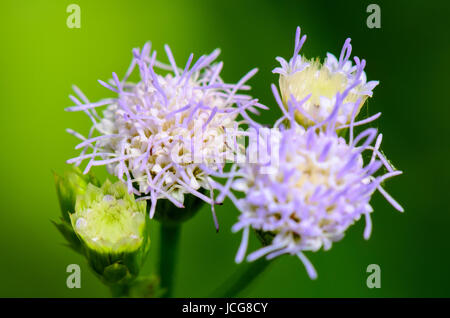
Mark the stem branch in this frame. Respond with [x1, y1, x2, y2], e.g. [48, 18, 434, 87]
[211, 257, 272, 297]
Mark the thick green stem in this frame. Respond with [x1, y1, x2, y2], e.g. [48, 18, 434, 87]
[109, 283, 131, 298]
[159, 223, 182, 297]
[211, 257, 272, 297]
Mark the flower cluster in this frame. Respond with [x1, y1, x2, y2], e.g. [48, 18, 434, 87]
[63, 27, 403, 282]
[66, 42, 262, 220]
[215, 27, 403, 279]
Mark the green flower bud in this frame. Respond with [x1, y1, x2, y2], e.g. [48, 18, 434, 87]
[70, 180, 150, 285]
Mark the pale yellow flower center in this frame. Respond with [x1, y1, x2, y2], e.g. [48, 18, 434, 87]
[279, 60, 365, 126]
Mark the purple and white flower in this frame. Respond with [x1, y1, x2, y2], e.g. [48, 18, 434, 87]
[273, 27, 379, 127]
[65, 42, 263, 220]
[214, 79, 403, 280]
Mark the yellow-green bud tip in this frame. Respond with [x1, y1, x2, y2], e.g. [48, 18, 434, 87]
[70, 180, 147, 254]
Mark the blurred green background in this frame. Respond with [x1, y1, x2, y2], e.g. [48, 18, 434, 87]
[1, 0, 449, 297]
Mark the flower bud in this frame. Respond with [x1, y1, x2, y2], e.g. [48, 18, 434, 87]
[274, 27, 379, 128]
[70, 180, 150, 285]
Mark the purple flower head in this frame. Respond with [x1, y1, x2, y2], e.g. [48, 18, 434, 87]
[273, 27, 379, 128]
[213, 81, 403, 280]
[65, 42, 264, 222]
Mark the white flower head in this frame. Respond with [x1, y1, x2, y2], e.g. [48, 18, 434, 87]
[66, 42, 264, 223]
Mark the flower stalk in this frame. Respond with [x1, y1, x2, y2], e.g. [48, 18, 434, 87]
[152, 192, 206, 297]
[159, 222, 182, 297]
[211, 244, 273, 298]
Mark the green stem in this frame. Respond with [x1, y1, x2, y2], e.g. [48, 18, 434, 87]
[211, 257, 272, 297]
[109, 283, 131, 298]
[159, 223, 182, 297]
